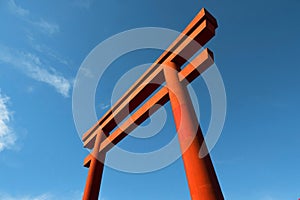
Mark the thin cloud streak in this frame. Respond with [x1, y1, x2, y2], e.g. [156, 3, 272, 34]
[0, 192, 82, 200]
[7, 0, 29, 17]
[260, 195, 277, 200]
[7, 0, 59, 36]
[0, 193, 52, 200]
[0, 46, 71, 97]
[73, 0, 94, 9]
[100, 103, 110, 110]
[0, 92, 16, 152]
[26, 34, 69, 66]
[33, 19, 60, 35]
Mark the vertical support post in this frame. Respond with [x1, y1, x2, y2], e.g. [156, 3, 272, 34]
[163, 61, 224, 200]
[83, 130, 106, 200]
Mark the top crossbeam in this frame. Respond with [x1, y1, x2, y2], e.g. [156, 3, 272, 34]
[82, 8, 218, 150]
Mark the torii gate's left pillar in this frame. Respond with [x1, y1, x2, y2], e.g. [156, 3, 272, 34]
[82, 130, 106, 200]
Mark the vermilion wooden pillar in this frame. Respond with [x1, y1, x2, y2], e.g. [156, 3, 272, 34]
[163, 62, 224, 200]
[83, 130, 106, 200]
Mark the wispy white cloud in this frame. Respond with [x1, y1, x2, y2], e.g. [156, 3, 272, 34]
[0, 192, 82, 200]
[3, 2, 71, 97]
[100, 103, 110, 110]
[26, 34, 69, 66]
[73, 0, 94, 9]
[79, 68, 94, 78]
[0, 46, 71, 97]
[33, 19, 60, 35]
[0, 92, 17, 152]
[260, 195, 277, 200]
[7, 0, 29, 17]
[7, 0, 59, 36]
[0, 193, 52, 200]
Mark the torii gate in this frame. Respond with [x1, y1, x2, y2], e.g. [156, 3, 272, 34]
[81, 8, 224, 200]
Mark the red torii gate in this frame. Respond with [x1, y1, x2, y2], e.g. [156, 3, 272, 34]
[81, 8, 224, 200]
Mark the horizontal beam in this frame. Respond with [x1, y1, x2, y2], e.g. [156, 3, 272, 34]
[82, 8, 218, 149]
[83, 154, 92, 168]
[83, 48, 214, 155]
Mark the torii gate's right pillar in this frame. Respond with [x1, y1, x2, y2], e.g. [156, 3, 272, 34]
[163, 61, 224, 200]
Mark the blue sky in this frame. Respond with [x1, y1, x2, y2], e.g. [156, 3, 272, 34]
[0, 0, 300, 200]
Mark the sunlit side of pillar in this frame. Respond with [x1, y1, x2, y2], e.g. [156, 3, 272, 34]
[163, 61, 223, 200]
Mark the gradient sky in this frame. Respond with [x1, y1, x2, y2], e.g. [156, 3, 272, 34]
[0, 0, 300, 200]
